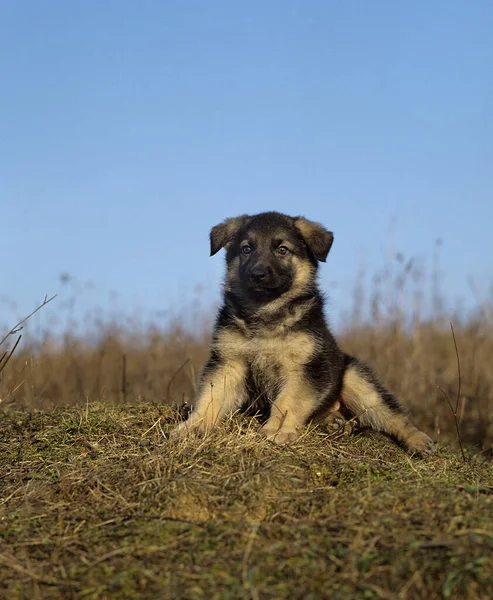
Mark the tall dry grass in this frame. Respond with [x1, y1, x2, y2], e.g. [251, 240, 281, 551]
[1, 252, 492, 453]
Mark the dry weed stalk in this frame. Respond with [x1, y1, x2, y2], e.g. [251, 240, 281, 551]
[0, 293, 57, 348]
[0, 294, 57, 403]
[437, 322, 466, 462]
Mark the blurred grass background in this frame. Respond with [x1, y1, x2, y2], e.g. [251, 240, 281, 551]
[1, 250, 492, 454]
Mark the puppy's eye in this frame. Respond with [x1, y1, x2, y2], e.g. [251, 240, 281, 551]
[241, 245, 252, 255]
[277, 246, 290, 256]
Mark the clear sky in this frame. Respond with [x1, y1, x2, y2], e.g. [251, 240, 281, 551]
[1, 1, 492, 333]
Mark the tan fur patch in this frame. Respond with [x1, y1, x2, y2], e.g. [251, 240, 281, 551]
[293, 217, 317, 241]
[292, 256, 315, 291]
[212, 328, 320, 444]
[224, 255, 240, 291]
[260, 370, 320, 444]
[215, 328, 317, 369]
[171, 359, 248, 437]
[293, 217, 333, 262]
[256, 298, 316, 334]
[215, 327, 318, 413]
[341, 367, 433, 454]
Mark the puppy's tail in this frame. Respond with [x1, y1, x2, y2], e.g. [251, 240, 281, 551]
[340, 355, 433, 456]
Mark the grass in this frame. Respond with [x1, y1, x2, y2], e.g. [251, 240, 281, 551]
[1, 255, 493, 598]
[1, 403, 493, 599]
[2, 253, 493, 454]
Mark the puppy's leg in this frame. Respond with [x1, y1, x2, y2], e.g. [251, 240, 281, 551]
[341, 357, 434, 456]
[259, 371, 321, 445]
[170, 359, 247, 439]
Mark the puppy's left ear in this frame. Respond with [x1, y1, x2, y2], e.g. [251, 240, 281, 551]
[293, 217, 334, 262]
[210, 215, 249, 256]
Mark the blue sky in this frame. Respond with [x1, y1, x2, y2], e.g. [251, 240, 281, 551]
[1, 1, 492, 333]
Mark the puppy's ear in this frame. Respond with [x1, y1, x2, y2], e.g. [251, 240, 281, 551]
[210, 215, 249, 256]
[293, 217, 333, 262]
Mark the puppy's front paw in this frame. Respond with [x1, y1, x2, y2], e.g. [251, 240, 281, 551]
[169, 421, 192, 441]
[259, 423, 300, 446]
[169, 418, 208, 441]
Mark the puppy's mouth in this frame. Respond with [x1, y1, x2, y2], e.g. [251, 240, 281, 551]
[245, 278, 291, 297]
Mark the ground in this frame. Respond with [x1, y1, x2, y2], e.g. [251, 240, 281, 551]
[1, 403, 492, 600]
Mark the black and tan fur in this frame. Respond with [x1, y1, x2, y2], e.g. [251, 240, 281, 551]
[171, 211, 434, 455]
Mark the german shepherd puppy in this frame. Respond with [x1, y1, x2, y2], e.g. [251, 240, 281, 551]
[171, 211, 434, 455]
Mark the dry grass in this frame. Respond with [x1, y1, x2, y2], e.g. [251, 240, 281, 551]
[5, 314, 493, 452]
[1, 404, 493, 599]
[2, 257, 492, 453]
[1, 257, 493, 598]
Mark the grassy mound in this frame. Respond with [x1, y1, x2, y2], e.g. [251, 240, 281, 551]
[1, 403, 492, 599]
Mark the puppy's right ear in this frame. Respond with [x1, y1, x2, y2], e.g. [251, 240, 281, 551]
[210, 215, 249, 256]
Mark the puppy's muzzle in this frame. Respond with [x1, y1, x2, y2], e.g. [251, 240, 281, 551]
[249, 264, 274, 286]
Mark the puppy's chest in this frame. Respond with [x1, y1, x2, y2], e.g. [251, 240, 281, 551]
[219, 328, 316, 372]
[248, 337, 285, 378]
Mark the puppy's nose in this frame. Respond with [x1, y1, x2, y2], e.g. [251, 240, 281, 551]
[250, 266, 269, 283]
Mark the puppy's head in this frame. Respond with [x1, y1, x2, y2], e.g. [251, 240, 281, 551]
[210, 211, 333, 300]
